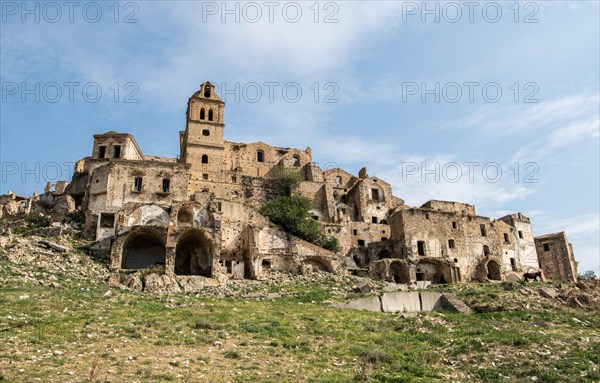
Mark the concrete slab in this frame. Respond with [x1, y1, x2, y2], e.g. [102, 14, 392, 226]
[381, 291, 421, 313]
[335, 295, 382, 312]
[420, 292, 443, 311]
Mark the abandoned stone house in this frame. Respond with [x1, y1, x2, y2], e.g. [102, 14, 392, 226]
[0, 82, 579, 284]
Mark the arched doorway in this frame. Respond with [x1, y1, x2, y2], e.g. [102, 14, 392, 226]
[302, 258, 333, 273]
[377, 249, 393, 260]
[175, 229, 212, 276]
[416, 260, 452, 284]
[389, 261, 410, 283]
[487, 260, 502, 281]
[121, 230, 166, 269]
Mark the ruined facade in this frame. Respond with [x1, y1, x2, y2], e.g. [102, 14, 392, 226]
[534, 232, 579, 283]
[1, 82, 579, 285]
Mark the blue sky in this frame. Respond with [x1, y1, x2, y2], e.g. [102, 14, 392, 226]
[1, 1, 599, 273]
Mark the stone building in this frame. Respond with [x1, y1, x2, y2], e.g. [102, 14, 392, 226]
[534, 232, 579, 282]
[1, 82, 579, 285]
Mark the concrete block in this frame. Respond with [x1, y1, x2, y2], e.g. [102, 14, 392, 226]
[420, 292, 443, 311]
[415, 281, 432, 290]
[381, 291, 420, 313]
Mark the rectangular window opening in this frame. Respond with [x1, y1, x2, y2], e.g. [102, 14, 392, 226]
[503, 233, 509, 243]
[448, 239, 455, 249]
[480, 224, 487, 237]
[133, 177, 143, 192]
[98, 146, 106, 159]
[518, 230, 524, 239]
[99, 213, 115, 228]
[162, 178, 170, 193]
[113, 145, 121, 159]
[417, 241, 426, 256]
[543, 243, 550, 252]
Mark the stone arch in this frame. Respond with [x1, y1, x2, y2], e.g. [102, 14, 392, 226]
[486, 259, 502, 281]
[389, 261, 410, 283]
[177, 206, 194, 227]
[416, 260, 452, 284]
[201, 154, 209, 164]
[175, 229, 212, 276]
[128, 205, 170, 227]
[302, 257, 333, 273]
[121, 228, 166, 269]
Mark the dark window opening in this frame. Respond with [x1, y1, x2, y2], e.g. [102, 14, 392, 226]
[113, 145, 121, 159]
[202, 129, 210, 136]
[208, 109, 214, 121]
[204, 85, 211, 98]
[353, 229, 357, 235]
[357, 240, 365, 246]
[480, 224, 487, 237]
[417, 241, 425, 256]
[453, 258, 458, 263]
[201, 154, 208, 164]
[518, 230, 524, 239]
[510, 257, 517, 271]
[133, 177, 143, 192]
[98, 146, 106, 159]
[162, 178, 170, 193]
[200, 108, 205, 120]
[381, 237, 388, 241]
[100, 213, 115, 228]
[483, 245, 490, 257]
[371, 187, 380, 201]
[448, 239, 455, 249]
[232, 176, 237, 183]
[371, 216, 378, 224]
[261, 259, 271, 269]
[257, 150, 264, 162]
[504, 233, 510, 243]
[217, 202, 222, 212]
[203, 173, 208, 181]
[425, 213, 430, 220]
[452, 221, 457, 229]
[292, 155, 300, 167]
[543, 243, 550, 252]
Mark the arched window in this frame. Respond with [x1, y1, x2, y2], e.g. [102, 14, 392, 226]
[208, 109, 214, 121]
[201, 154, 208, 164]
[202, 129, 210, 136]
[204, 85, 211, 98]
[257, 150, 264, 162]
[292, 155, 300, 166]
[335, 176, 342, 187]
[200, 108, 205, 120]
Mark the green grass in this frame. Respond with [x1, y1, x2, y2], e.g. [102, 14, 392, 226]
[1, 257, 599, 382]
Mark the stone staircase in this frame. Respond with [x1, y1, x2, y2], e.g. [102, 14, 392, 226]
[440, 294, 473, 314]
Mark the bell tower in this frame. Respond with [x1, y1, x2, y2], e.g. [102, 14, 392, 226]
[180, 82, 226, 190]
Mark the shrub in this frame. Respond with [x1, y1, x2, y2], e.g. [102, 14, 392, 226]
[25, 213, 50, 228]
[260, 195, 339, 252]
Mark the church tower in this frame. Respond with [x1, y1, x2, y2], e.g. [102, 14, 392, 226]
[180, 82, 226, 190]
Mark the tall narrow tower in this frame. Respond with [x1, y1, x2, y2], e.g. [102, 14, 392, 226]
[180, 82, 226, 190]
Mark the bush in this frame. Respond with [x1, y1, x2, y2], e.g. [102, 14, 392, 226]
[25, 213, 50, 228]
[578, 270, 598, 281]
[260, 195, 339, 252]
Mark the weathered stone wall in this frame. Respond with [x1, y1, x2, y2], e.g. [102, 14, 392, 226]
[535, 232, 578, 282]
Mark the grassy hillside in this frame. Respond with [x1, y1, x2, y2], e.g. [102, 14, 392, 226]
[0, 233, 598, 382]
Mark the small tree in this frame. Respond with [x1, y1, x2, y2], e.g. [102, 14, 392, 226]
[578, 270, 598, 281]
[270, 168, 303, 196]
